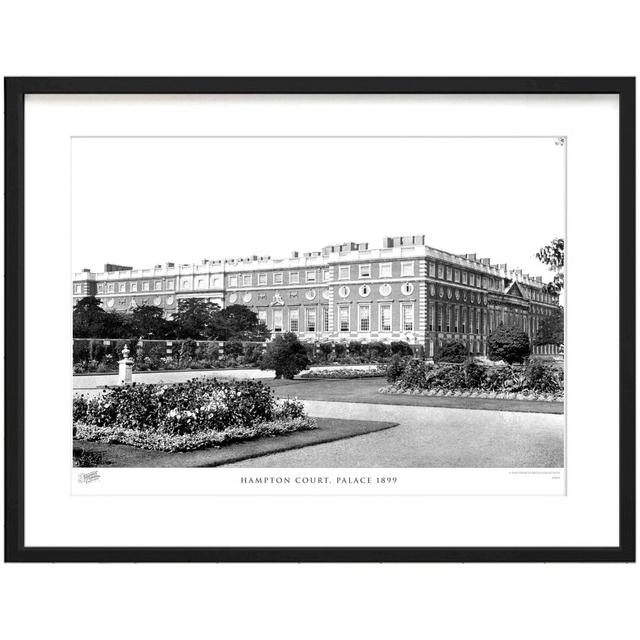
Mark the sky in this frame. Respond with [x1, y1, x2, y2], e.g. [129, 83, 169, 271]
[72, 136, 565, 282]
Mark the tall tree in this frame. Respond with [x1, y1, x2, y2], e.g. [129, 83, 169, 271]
[487, 324, 531, 364]
[211, 304, 270, 341]
[172, 299, 220, 339]
[129, 304, 173, 339]
[73, 296, 110, 337]
[536, 238, 564, 294]
[534, 308, 564, 346]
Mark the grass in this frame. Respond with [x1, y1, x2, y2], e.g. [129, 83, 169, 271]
[72, 417, 398, 467]
[265, 377, 564, 414]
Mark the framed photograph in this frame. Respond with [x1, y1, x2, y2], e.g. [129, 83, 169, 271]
[5, 77, 635, 562]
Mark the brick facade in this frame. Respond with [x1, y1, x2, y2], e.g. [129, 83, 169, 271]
[73, 236, 561, 356]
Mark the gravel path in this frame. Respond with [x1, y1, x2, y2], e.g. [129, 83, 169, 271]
[226, 400, 564, 468]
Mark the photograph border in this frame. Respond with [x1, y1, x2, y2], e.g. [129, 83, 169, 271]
[4, 77, 635, 563]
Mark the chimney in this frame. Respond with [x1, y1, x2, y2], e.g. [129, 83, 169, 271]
[291, 251, 299, 259]
[165, 262, 175, 268]
[382, 237, 393, 248]
[480, 258, 491, 265]
[82, 268, 91, 273]
[466, 253, 477, 261]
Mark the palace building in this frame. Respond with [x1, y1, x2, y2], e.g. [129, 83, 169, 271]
[73, 235, 561, 357]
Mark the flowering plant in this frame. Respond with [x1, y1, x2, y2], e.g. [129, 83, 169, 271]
[74, 378, 316, 451]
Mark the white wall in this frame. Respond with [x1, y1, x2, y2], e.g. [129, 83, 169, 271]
[1, 2, 638, 640]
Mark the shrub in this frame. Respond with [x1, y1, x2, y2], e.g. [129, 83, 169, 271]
[73, 340, 91, 363]
[303, 342, 316, 361]
[434, 340, 467, 363]
[148, 345, 166, 367]
[390, 341, 413, 356]
[317, 342, 333, 361]
[275, 397, 307, 420]
[333, 342, 347, 358]
[464, 362, 487, 388]
[348, 341, 364, 357]
[424, 363, 465, 390]
[73, 395, 88, 423]
[260, 333, 310, 379]
[199, 342, 220, 363]
[224, 339, 244, 359]
[524, 360, 563, 393]
[386, 355, 408, 383]
[74, 378, 316, 452]
[366, 341, 390, 361]
[243, 343, 264, 366]
[179, 339, 198, 365]
[487, 324, 531, 364]
[386, 358, 563, 397]
[397, 359, 432, 390]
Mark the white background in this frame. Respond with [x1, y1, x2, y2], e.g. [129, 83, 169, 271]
[28, 94, 611, 543]
[1, 2, 638, 639]
[72, 135, 564, 277]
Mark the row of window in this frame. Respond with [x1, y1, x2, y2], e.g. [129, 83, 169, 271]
[229, 262, 417, 288]
[258, 308, 327, 333]
[91, 280, 177, 295]
[231, 271, 325, 287]
[425, 304, 551, 335]
[427, 304, 487, 334]
[77, 269, 556, 304]
[89, 274, 232, 295]
[428, 262, 557, 302]
[428, 262, 500, 289]
[258, 304, 415, 334]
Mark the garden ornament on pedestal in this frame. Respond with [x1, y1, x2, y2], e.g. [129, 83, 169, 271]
[118, 344, 134, 385]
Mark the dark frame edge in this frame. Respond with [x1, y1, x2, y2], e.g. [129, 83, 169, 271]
[618, 77, 636, 563]
[4, 544, 637, 563]
[4, 78, 26, 563]
[3, 76, 635, 563]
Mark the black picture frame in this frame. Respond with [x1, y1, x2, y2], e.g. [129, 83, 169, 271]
[4, 77, 635, 563]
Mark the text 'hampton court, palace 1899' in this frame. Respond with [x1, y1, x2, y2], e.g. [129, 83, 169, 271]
[73, 235, 561, 357]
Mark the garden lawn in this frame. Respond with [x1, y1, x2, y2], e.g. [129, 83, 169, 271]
[73, 416, 398, 467]
[266, 378, 564, 414]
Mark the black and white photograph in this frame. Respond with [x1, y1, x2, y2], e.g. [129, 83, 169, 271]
[71, 135, 566, 477]
[2, 3, 639, 639]
[6, 78, 632, 563]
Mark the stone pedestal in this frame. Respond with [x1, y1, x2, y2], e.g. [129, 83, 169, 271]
[118, 345, 134, 385]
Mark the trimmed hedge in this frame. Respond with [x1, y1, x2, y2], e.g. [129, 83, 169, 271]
[73, 338, 419, 373]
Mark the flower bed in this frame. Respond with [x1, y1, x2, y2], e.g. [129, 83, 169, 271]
[381, 359, 564, 401]
[73, 379, 316, 452]
[297, 367, 387, 380]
